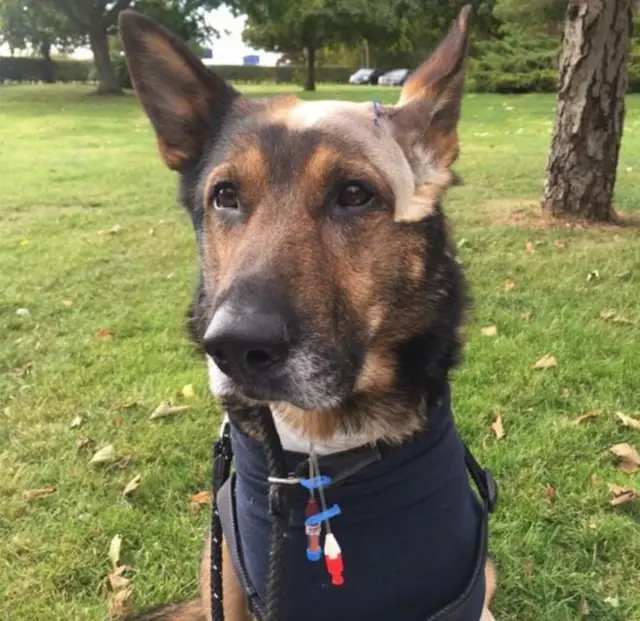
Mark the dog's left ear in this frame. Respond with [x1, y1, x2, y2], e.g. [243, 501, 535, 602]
[118, 10, 239, 171]
[391, 5, 472, 215]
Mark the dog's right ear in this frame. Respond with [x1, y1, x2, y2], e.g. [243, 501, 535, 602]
[118, 10, 239, 171]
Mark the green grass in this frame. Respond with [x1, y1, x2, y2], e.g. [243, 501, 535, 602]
[1, 83, 639, 621]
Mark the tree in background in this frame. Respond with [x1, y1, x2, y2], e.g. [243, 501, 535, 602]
[0, 0, 83, 83]
[542, 0, 635, 221]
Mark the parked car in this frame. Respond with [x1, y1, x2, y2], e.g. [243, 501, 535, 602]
[348, 68, 384, 85]
[378, 69, 413, 86]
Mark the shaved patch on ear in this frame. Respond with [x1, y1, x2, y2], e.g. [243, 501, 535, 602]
[119, 10, 239, 170]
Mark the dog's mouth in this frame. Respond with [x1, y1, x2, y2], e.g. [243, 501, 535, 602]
[206, 345, 358, 412]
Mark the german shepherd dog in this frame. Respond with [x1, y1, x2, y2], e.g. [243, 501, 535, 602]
[119, 5, 497, 621]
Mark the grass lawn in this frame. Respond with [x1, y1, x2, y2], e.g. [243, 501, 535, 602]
[1, 83, 639, 621]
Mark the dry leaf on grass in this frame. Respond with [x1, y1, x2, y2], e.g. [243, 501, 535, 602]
[149, 401, 189, 420]
[115, 415, 123, 428]
[504, 279, 516, 291]
[533, 354, 557, 370]
[615, 412, 640, 430]
[116, 454, 133, 469]
[90, 444, 116, 464]
[587, 270, 600, 281]
[520, 311, 532, 322]
[525, 241, 535, 253]
[491, 411, 505, 439]
[554, 240, 569, 249]
[604, 596, 619, 608]
[24, 486, 56, 501]
[190, 490, 213, 509]
[120, 402, 139, 410]
[600, 309, 634, 325]
[481, 325, 498, 337]
[522, 561, 533, 579]
[77, 436, 94, 450]
[589, 473, 598, 488]
[609, 443, 640, 473]
[96, 327, 114, 341]
[107, 584, 134, 618]
[108, 225, 122, 235]
[123, 474, 141, 498]
[608, 484, 638, 506]
[108, 565, 132, 590]
[573, 412, 599, 425]
[16, 308, 30, 317]
[69, 415, 83, 429]
[62, 299, 74, 307]
[181, 384, 195, 399]
[544, 486, 557, 503]
[577, 597, 590, 617]
[108, 534, 122, 568]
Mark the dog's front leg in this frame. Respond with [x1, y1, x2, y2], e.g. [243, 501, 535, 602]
[201, 531, 252, 621]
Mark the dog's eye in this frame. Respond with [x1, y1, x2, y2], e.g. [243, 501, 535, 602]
[337, 183, 373, 209]
[212, 183, 239, 210]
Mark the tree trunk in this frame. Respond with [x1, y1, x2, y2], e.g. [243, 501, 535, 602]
[542, 0, 633, 222]
[305, 44, 316, 92]
[89, 26, 122, 95]
[40, 39, 55, 84]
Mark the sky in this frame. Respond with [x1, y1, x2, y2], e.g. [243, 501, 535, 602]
[0, 6, 282, 66]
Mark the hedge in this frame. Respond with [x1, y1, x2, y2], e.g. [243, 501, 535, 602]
[3, 43, 640, 94]
[0, 56, 91, 83]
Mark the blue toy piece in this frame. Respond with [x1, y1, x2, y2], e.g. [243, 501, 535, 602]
[304, 505, 342, 527]
[306, 547, 323, 562]
[300, 475, 332, 490]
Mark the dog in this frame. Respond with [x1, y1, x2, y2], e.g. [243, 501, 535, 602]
[119, 5, 497, 621]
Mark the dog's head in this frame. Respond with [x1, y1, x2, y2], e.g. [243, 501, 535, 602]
[119, 8, 471, 444]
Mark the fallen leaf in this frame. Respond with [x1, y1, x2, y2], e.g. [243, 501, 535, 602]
[108, 534, 122, 569]
[554, 239, 569, 249]
[578, 597, 590, 617]
[491, 411, 505, 439]
[562, 387, 570, 397]
[90, 444, 116, 464]
[525, 241, 535, 253]
[604, 596, 619, 608]
[533, 354, 557, 370]
[108, 565, 131, 590]
[609, 443, 640, 473]
[123, 474, 141, 498]
[587, 270, 599, 281]
[24, 486, 56, 501]
[77, 436, 94, 450]
[19, 238, 29, 246]
[544, 486, 557, 503]
[96, 327, 114, 341]
[62, 299, 74, 307]
[481, 325, 498, 337]
[190, 490, 213, 507]
[148, 228, 155, 236]
[522, 561, 533, 578]
[115, 415, 123, 428]
[16, 308, 30, 317]
[107, 584, 134, 618]
[608, 483, 638, 506]
[573, 412, 599, 425]
[120, 401, 139, 410]
[69, 415, 83, 429]
[108, 225, 122, 235]
[117, 454, 133, 469]
[504, 279, 516, 291]
[181, 384, 195, 399]
[589, 473, 598, 488]
[149, 401, 189, 420]
[520, 311, 532, 322]
[600, 309, 634, 325]
[615, 412, 640, 430]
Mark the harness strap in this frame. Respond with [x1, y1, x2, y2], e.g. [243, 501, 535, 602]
[211, 419, 498, 621]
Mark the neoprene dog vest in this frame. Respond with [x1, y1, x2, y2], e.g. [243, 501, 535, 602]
[216, 387, 491, 621]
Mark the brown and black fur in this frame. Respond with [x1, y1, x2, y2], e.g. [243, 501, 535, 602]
[118, 5, 497, 620]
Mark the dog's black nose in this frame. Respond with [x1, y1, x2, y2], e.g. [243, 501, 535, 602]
[204, 303, 290, 379]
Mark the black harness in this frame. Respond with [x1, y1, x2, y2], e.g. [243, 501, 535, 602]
[210, 403, 497, 621]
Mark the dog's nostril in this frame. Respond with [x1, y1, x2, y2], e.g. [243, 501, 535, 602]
[246, 349, 279, 371]
[212, 350, 228, 365]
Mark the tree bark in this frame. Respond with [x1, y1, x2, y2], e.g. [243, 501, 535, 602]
[89, 26, 122, 95]
[542, 0, 634, 222]
[304, 44, 316, 91]
[40, 39, 55, 84]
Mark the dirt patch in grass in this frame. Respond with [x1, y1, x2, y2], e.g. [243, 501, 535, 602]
[483, 198, 640, 232]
